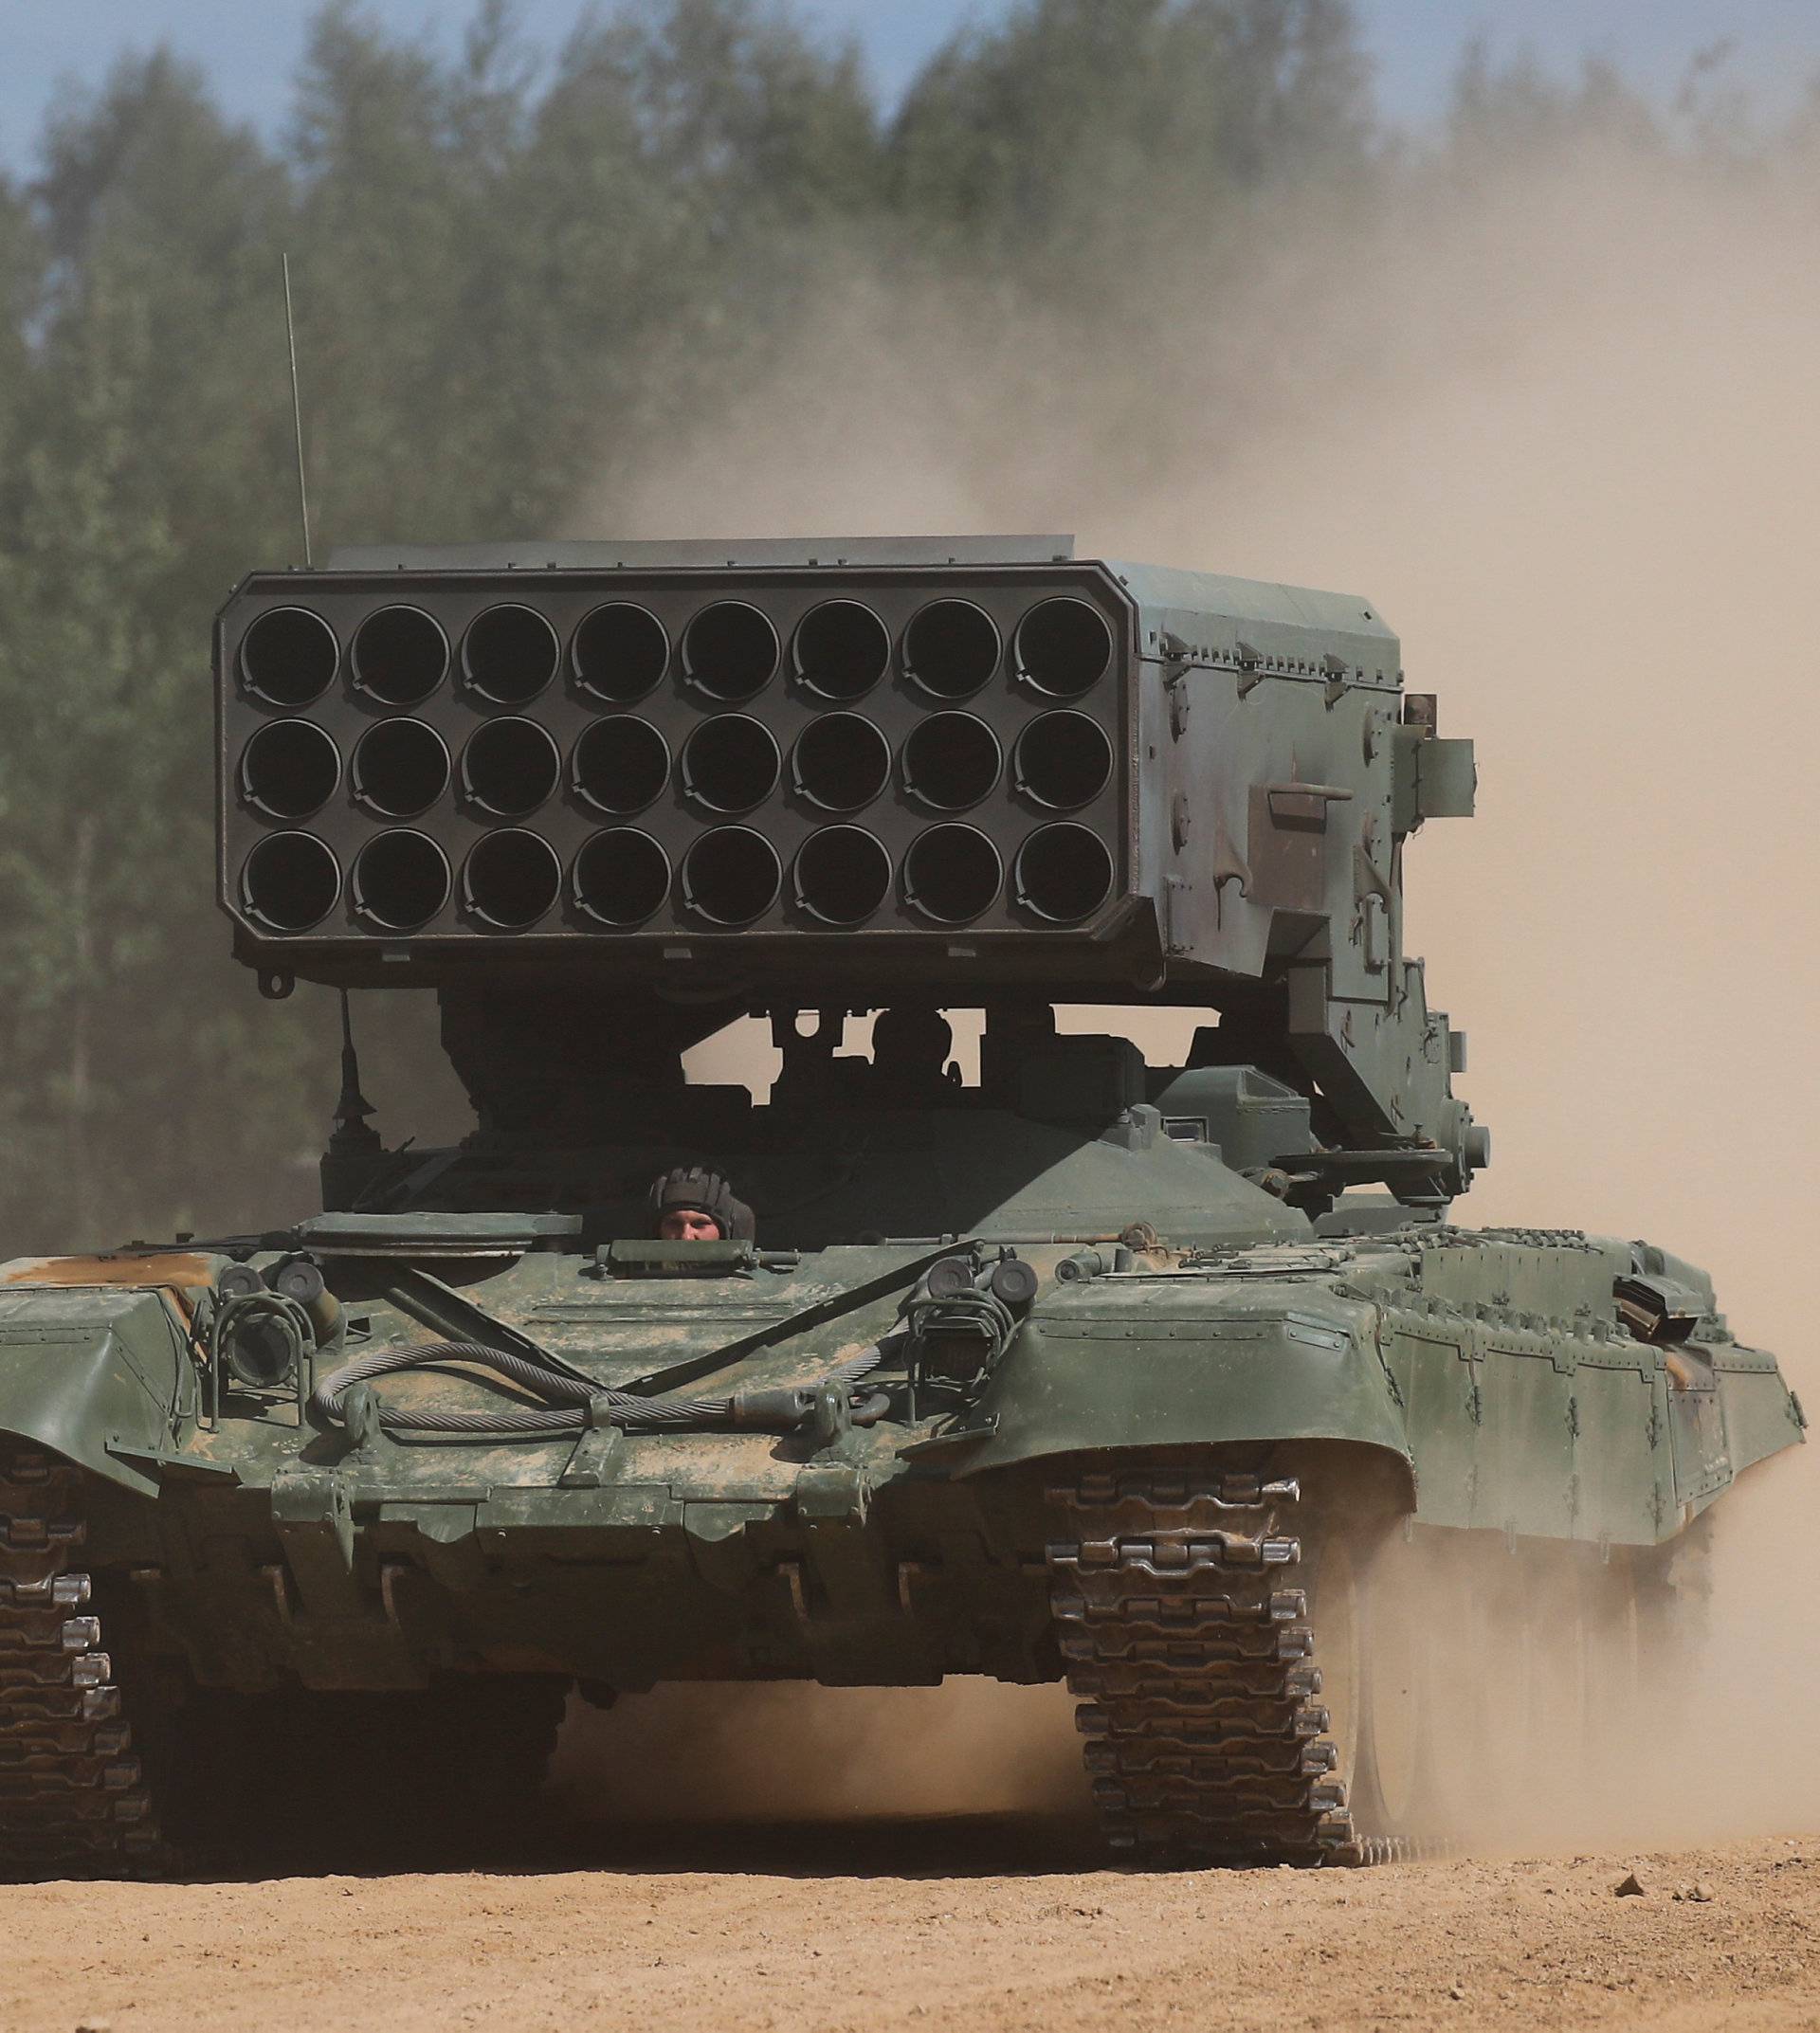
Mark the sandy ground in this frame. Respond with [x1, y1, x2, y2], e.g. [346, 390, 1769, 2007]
[5, 1819, 1818, 2033]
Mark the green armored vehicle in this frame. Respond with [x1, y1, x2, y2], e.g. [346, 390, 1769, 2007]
[0, 537, 1803, 1873]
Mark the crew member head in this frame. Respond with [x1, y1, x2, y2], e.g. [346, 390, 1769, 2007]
[647, 1165, 753, 1242]
[870, 1007, 956, 1095]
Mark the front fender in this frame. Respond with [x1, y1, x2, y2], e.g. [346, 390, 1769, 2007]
[0, 1280, 192, 1496]
[948, 1305, 1410, 1477]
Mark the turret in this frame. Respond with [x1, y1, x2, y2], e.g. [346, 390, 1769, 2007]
[217, 535, 1487, 1202]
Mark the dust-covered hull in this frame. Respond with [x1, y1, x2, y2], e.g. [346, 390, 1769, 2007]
[0, 1166, 1800, 1872]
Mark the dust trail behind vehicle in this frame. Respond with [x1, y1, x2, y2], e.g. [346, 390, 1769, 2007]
[566, 131, 1820, 1853]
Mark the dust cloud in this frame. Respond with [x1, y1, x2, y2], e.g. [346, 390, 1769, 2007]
[549, 1679, 1081, 1824]
[565, 130, 1818, 1847]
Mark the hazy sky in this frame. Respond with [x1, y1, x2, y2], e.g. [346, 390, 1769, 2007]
[2, 0, 1815, 172]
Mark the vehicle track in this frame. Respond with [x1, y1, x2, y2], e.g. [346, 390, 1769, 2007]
[0, 1445, 158, 1876]
[1047, 1465, 1423, 1865]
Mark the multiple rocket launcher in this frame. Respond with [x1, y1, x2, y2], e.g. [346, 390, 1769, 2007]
[216, 535, 1485, 1189]
[220, 538, 1131, 967]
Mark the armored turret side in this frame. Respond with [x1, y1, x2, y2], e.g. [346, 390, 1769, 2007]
[0, 538, 1799, 1879]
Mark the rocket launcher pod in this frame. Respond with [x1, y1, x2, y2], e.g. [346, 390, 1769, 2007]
[217, 535, 1484, 1190]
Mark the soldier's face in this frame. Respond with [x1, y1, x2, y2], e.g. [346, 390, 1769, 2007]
[659, 1207, 721, 1242]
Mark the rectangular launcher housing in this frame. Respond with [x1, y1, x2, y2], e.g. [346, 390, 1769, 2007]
[216, 537, 1443, 1021]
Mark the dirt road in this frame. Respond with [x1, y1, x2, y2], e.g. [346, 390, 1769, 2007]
[5, 1821, 1817, 2033]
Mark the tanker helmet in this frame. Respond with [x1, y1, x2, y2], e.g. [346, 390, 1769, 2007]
[647, 1165, 754, 1242]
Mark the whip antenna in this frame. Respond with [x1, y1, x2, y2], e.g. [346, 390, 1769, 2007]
[282, 252, 313, 568]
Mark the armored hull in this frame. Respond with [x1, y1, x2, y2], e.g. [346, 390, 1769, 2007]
[0, 537, 1802, 1873]
[0, 1098, 1801, 1872]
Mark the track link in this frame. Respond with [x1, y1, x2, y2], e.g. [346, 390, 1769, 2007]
[1048, 1468, 1415, 1867]
[0, 1447, 159, 1876]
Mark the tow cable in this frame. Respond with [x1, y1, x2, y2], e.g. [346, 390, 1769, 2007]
[309, 1335, 890, 1442]
[309, 1243, 1035, 1443]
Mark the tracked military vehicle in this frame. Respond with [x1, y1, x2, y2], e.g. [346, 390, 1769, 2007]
[1, 536, 1803, 1874]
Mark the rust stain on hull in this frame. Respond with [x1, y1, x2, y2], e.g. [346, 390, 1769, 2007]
[3, 1251, 216, 1319]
